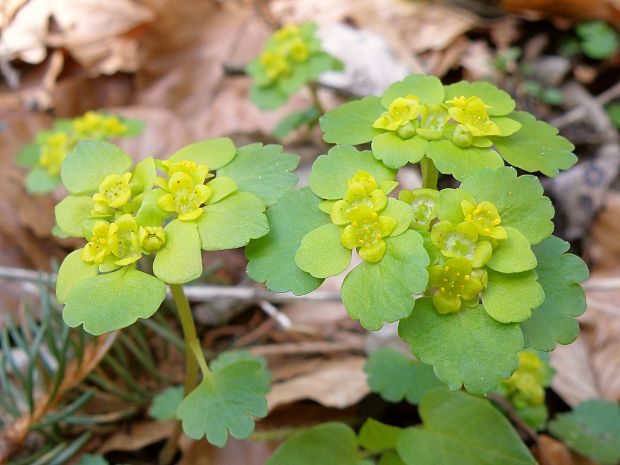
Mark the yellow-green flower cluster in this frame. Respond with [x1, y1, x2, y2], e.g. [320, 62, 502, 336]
[39, 133, 73, 175]
[373, 93, 505, 147]
[499, 351, 550, 409]
[331, 171, 396, 263]
[72, 111, 128, 138]
[259, 25, 311, 82]
[155, 160, 214, 221]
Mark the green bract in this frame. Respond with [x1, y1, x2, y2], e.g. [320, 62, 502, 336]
[252, 73, 588, 396]
[320, 75, 577, 178]
[55, 138, 299, 335]
[247, 22, 342, 110]
[17, 111, 143, 194]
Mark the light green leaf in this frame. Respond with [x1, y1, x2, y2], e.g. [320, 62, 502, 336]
[305, 51, 341, 78]
[381, 74, 444, 107]
[266, 422, 360, 465]
[436, 188, 475, 224]
[341, 231, 429, 330]
[25, 168, 61, 194]
[16, 144, 40, 167]
[444, 80, 516, 116]
[382, 198, 414, 236]
[278, 63, 307, 95]
[295, 223, 351, 279]
[482, 269, 544, 323]
[217, 143, 299, 206]
[460, 167, 554, 244]
[399, 298, 523, 394]
[397, 389, 536, 465]
[149, 386, 184, 421]
[365, 348, 446, 404]
[358, 418, 403, 453]
[61, 141, 132, 194]
[56, 249, 98, 304]
[577, 20, 619, 60]
[177, 358, 269, 447]
[379, 451, 406, 465]
[319, 96, 385, 145]
[130, 157, 156, 195]
[250, 84, 289, 111]
[493, 116, 522, 136]
[426, 140, 504, 182]
[493, 112, 576, 177]
[549, 399, 620, 465]
[273, 107, 320, 139]
[55, 195, 92, 238]
[153, 220, 202, 284]
[169, 138, 236, 169]
[63, 267, 166, 335]
[121, 118, 145, 137]
[521, 236, 588, 351]
[371, 132, 426, 169]
[135, 189, 169, 227]
[206, 176, 237, 204]
[198, 192, 268, 250]
[309, 146, 396, 200]
[518, 404, 549, 431]
[246, 188, 328, 295]
[487, 226, 537, 273]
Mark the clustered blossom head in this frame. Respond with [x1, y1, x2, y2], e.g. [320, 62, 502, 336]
[156, 160, 214, 221]
[499, 350, 551, 409]
[259, 25, 312, 83]
[39, 132, 72, 175]
[72, 111, 128, 138]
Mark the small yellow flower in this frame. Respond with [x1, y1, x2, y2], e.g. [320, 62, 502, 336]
[81, 221, 113, 264]
[461, 200, 507, 240]
[108, 214, 142, 266]
[330, 171, 388, 225]
[73, 111, 127, 138]
[39, 133, 72, 175]
[139, 226, 166, 253]
[428, 257, 485, 314]
[288, 39, 309, 62]
[260, 50, 291, 80]
[373, 96, 421, 132]
[92, 172, 133, 216]
[446, 96, 501, 137]
[340, 205, 396, 262]
[274, 25, 302, 43]
[156, 160, 212, 221]
[500, 351, 548, 409]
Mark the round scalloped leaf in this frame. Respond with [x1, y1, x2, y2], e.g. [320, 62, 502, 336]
[16, 143, 40, 167]
[55, 195, 92, 238]
[383, 198, 415, 236]
[520, 236, 588, 351]
[62, 267, 166, 335]
[169, 138, 236, 169]
[197, 192, 268, 250]
[56, 249, 98, 304]
[341, 230, 429, 330]
[365, 348, 446, 404]
[217, 143, 299, 206]
[61, 141, 132, 194]
[548, 399, 620, 465]
[135, 189, 169, 227]
[371, 132, 426, 169]
[206, 176, 237, 204]
[399, 298, 523, 394]
[309, 146, 396, 199]
[295, 223, 351, 278]
[396, 389, 536, 465]
[381, 74, 444, 107]
[426, 140, 504, 181]
[358, 418, 403, 453]
[319, 96, 385, 145]
[153, 220, 202, 284]
[246, 188, 328, 295]
[482, 269, 544, 323]
[493, 112, 576, 177]
[177, 358, 269, 447]
[486, 226, 537, 273]
[250, 84, 289, 111]
[443, 80, 516, 116]
[460, 167, 554, 244]
[149, 386, 184, 421]
[25, 168, 60, 194]
[266, 422, 362, 465]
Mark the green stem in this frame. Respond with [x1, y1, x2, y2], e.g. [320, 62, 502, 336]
[421, 157, 439, 189]
[307, 82, 325, 116]
[158, 284, 209, 465]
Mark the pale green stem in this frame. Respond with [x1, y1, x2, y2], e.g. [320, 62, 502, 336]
[158, 284, 210, 465]
[421, 157, 439, 190]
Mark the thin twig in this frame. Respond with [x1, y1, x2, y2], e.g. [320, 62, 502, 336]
[551, 80, 620, 129]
